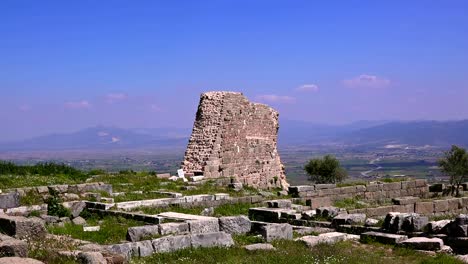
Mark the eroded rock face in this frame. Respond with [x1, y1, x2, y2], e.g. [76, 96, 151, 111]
[182, 91, 288, 189]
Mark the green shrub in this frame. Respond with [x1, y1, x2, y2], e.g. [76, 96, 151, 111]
[46, 189, 70, 217]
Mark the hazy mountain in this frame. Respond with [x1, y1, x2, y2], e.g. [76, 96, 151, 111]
[0, 126, 189, 151]
[1, 120, 467, 152]
[340, 120, 468, 147]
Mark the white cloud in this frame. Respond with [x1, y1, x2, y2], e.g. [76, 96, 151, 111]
[256, 94, 295, 104]
[149, 104, 162, 112]
[64, 100, 91, 109]
[296, 84, 319, 92]
[105, 93, 128, 103]
[343, 74, 390, 88]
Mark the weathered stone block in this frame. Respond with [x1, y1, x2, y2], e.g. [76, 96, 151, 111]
[305, 197, 332, 209]
[190, 232, 234, 248]
[392, 196, 419, 205]
[398, 237, 443, 251]
[433, 200, 449, 213]
[158, 222, 189, 236]
[219, 215, 251, 234]
[383, 182, 401, 191]
[0, 215, 46, 239]
[259, 223, 293, 242]
[0, 193, 19, 209]
[0, 234, 28, 257]
[77, 252, 107, 264]
[415, 202, 433, 215]
[360, 231, 408, 245]
[188, 219, 220, 234]
[266, 199, 291, 208]
[331, 214, 366, 226]
[152, 235, 191, 253]
[314, 184, 336, 190]
[126, 225, 159, 242]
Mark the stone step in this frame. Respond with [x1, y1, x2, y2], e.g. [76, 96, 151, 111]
[360, 231, 408, 245]
[398, 237, 444, 251]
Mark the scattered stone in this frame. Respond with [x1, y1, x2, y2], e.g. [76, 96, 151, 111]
[191, 176, 205, 182]
[259, 223, 293, 242]
[127, 225, 160, 242]
[398, 237, 444, 251]
[316, 207, 341, 218]
[365, 218, 379, 227]
[0, 257, 44, 264]
[69, 201, 86, 218]
[219, 215, 251, 234]
[60, 217, 71, 224]
[0, 215, 46, 239]
[332, 214, 366, 226]
[301, 210, 317, 220]
[266, 200, 292, 208]
[152, 235, 191, 253]
[244, 243, 275, 251]
[228, 183, 243, 192]
[83, 226, 100, 232]
[190, 232, 234, 248]
[427, 220, 451, 234]
[100, 197, 114, 203]
[0, 234, 28, 257]
[180, 186, 197, 191]
[157, 173, 171, 179]
[258, 191, 274, 198]
[77, 251, 107, 264]
[158, 222, 189, 236]
[63, 193, 80, 201]
[201, 207, 214, 216]
[168, 176, 179, 181]
[298, 232, 348, 248]
[361, 231, 408, 245]
[0, 192, 20, 209]
[72, 216, 87, 225]
[40, 215, 60, 225]
[277, 190, 288, 196]
[188, 219, 220, 234]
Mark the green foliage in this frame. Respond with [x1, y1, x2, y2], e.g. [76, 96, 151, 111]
[46, 189, 70, 217]
[439, 145, 468, 196]
[334, 197, 366, 210]
[304, 155, 348, 184]
[232, 234, 264, 246]
[20, 190, 44, 206]
[48, 215, 145, 244]
[0, 161, 84, 178]
[130, 239, 461, 264]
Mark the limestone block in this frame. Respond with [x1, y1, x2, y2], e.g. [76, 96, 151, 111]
[314, 184, 336, 190]
[415, 202, 434, 215]
[158, 222, 189, 236]
[190, 232, 234, 248]
[152, 235, 191, 253]
[77, 252, 107, 264]
[188, 219, 220, 234]
[219, 215, 251, 234]
[0, 215, 46, 239]
[331, 214, 366, 226]
[447, 198, 462, 211]
[383, 182, 401, 191]
[360, 231, 408, 245]
[244, 243, 275, 251]
[0, 193, 20, 210]
[427, 220, 451, 234]
[126, 225, 159, 242]
[415, 179, 427, 187]
[259, 223, 293, 242]
[398, 237, 443, 251]
[433, 200, 449, 213]
[392, 196, 419, 205]
[0, 257, 44, 264]
[0, 234, 28, 257]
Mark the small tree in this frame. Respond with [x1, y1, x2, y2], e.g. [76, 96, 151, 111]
[304, 155, 348, 184]
[439, 145, 468, 196]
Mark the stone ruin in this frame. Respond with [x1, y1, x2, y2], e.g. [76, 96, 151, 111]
[182, 91, 288, 189]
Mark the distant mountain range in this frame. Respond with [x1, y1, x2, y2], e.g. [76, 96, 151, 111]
[1, 120, 468, 151]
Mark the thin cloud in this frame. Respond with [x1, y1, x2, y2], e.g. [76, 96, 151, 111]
[256, 94, 295, 104]
[343, 74, 390, 88]
[149, 104, 162, 112]
[105, 93, 128, 103]
[296, 84, 319, 92]
[64, 100, 91, 109]
[18, 104, 31, 112]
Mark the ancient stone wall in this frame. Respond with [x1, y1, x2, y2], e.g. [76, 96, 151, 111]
[182, 91, 288, 189]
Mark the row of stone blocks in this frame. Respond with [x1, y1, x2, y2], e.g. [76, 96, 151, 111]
[0, 182, 113, 209]
[126, 216, 251, 242]
[106, 232, 235, 259]
[348, 197, 468, 217]
[289, 180, 428, 201]
[87, 194, 264, 211]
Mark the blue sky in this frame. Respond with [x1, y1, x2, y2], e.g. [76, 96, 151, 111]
[1, 1, 467, 141]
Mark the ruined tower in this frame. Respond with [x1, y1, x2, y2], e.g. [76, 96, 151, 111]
[182, 91, 288, 189]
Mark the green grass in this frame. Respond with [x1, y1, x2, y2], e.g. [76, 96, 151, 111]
[47, 215, 145, 244]
[130, 240, 462, 264]
[19, 189, 44, 206]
